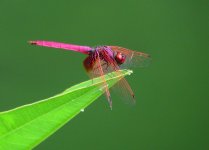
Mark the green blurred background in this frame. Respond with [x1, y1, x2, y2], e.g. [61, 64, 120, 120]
[0, 0, 208, 149]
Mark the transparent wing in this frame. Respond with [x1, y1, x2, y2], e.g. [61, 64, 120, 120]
[83, 51, 135, 107]
[101, 59, 135, 105]
[109, 46, 151, 68]
[83, 55, 113, 108]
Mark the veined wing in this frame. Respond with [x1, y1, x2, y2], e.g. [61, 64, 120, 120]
[109, 46, 151, 68]
[100, 58, 135, 105]
[87, 54, 135, 105]
[83, 55, 113, 108]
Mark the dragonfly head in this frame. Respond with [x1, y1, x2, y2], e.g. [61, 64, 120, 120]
[114, 52, 126, 65]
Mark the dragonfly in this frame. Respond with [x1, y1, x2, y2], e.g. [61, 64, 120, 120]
[29, 40, 150, 109]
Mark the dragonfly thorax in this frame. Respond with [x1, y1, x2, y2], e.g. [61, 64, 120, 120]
[91, 46, 127, 66]
[92, 46, 114, 59]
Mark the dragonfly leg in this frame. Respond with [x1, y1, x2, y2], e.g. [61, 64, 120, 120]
[91, 78, 94, 84]
[108, 95, 113, 110]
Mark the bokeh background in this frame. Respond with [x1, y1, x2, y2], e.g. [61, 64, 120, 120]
[0, 0, 209, 149]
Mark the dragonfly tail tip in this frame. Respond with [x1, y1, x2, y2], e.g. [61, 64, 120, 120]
[28, 41, 37, 45]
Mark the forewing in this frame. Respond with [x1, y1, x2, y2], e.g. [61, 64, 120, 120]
[97, 56, 135, 105]
[83, 56, 113, 108]
[83, 52, 135, 106]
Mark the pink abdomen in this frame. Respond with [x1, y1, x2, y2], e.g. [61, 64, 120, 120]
[30, 40, 92, 55]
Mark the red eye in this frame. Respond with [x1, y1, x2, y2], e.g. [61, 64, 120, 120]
[115, 52, 126, 64]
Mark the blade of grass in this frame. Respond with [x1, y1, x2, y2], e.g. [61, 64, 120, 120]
[0, 69, 133, 150]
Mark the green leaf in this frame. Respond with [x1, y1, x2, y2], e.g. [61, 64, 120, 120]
[0, 69, 133, 150]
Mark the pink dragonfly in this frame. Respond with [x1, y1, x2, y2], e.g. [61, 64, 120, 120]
[29, 40, 150, 109]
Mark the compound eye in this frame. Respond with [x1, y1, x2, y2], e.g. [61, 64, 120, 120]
[115, 52, 126, 64]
